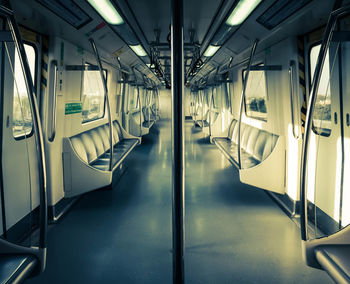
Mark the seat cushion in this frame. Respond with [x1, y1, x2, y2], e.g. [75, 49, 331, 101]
[214, 137, 259, 168]
[315, 245, 350, 283]
[90, 138, 139, 171]
[80, 133, 98, 163]
[228, 120, 237, 138]
[97, 126, 110, 151]
[142, 121, 154, 128]
[113, 122, 124, 141]
[252, 131, 268, 162]
[90, 130, 105, 156]
[71, 137, 88, 163]
[0, 255, 37, 284]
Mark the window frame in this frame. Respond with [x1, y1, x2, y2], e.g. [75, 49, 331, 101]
[242, 64, 268, 121]
[81, 67, 108, 124]
[12, 41, 38, 140]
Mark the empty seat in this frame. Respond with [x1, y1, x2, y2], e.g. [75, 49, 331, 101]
[142, 107, 155, 129]
[212, 119, 279, 169]
[71, 137, 88, 163]
[90, 130, 105, 156]
[0, 255, 37, 284]
[315, 245, 350, 283]
[70, 121, 139, 172]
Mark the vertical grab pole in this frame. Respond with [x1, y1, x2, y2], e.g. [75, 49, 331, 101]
[237, 39, 258, 169]
[137, 86, 142, 136]
[148, 89, 151, 124]
[89, 39, 113, 171]
[209, 87, 214, 136]
[8, 11, 48, 254]
[300, 10, 339, 241]
[201, 90, 204, 127]
[171, 0, 185, 282]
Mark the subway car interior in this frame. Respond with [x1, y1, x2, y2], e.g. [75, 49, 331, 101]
[0, 0, 350, 283]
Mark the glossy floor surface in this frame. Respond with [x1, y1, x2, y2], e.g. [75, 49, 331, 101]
[28, 119, 331, 283]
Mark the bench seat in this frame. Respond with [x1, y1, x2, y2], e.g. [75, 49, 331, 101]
[0, 255, 37, 284]
[70, 121, 139, 172]
[90, 138, 139, 171]
[142, 107, 156, 129]
[196, 120, 209, 128]
[142, 121, 154, 128]
[214, 137, 259, 168]
[129, 110, 150, 136]
[63, 120, 140, 197]
[213, 119, 278, 169]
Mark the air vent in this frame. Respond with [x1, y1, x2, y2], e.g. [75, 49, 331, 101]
[36, 0, 92, 29]
[256, 0, 312, 30]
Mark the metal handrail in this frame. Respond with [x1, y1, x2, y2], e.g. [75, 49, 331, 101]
[289, 60, 301, 140]
[226, 80, 232, 114]
[7, 8, 48, 252]
[300, 4, 350, 241]
[89, 39, 113, 171]
[148, 89, 151, 124]
[137, 86, 142, 136]
[48, 60, 58, 142]
[201, 89, 204, 126]
[208, 87, 214, 136]
[237, 39, 258, 169]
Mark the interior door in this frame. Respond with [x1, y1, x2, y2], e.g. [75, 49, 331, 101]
[339, 34, 350, 229]
[306, 41, 342, 238]
[0, 20, 41, 243]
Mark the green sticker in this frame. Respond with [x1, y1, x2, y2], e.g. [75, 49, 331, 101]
[65, 103, 82, 115]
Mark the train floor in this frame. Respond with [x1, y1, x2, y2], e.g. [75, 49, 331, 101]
[27, 119, 331, 284]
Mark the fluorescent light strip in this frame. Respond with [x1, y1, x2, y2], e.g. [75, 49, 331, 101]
[226, 0, 262, 26]
[87, 0, 124, 25]
[130, 44, 147, 57]
[204, 45, 221, 57]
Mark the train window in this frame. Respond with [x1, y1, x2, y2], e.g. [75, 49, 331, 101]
[243, 69, 268, 121]
[212, 86, 218, 109]
[129, 86, 139, 110]
[12, 43, 36, 138]
[81, 70, 106, 123]
[309, 44, 332, 136]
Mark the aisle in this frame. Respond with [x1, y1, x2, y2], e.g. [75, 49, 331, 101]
[184, 121, 330, 283]
[28, 120, 173, 283]
[27, 119, 330, 283]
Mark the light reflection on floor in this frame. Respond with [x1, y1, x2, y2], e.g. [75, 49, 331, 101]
[27, 119, 331, 284]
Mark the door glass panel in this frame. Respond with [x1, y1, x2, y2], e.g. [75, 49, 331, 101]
[310, 45, 332, 136]
[340, 39, 350, 228]
[307, 40, 341, 239]
[12, 44, 35, 138]
[3, 38, 37, 246]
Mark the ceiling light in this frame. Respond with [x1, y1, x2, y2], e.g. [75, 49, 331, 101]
[129, 45, 147, 57]
[87, 0, 124, 25]
[226, 0, 262, 26]
[204, 45, 221, 57]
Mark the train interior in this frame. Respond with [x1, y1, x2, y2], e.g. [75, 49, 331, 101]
[0, 0, 349, 283]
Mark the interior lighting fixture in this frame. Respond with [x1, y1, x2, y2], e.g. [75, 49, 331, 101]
[203, 45, 221, 57]
[87, 0, 124, 25]
[226, 0, 262, 26]
[129, 45, 147, 57]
